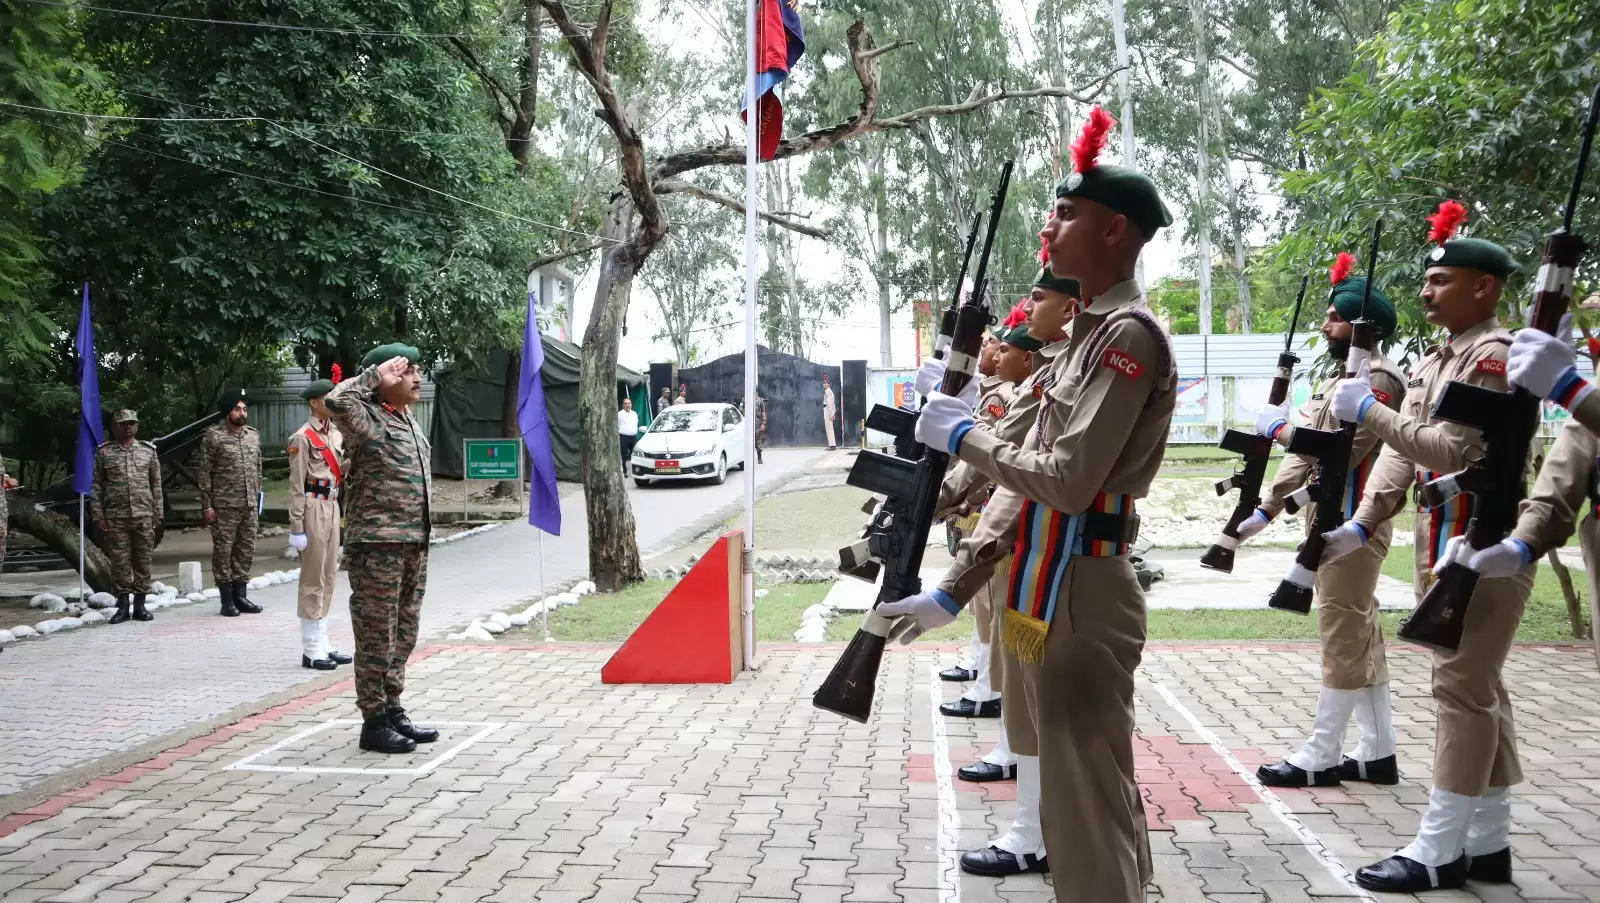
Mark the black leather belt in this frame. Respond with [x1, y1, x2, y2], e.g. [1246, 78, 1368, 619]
[1082, 511, 1141, 545]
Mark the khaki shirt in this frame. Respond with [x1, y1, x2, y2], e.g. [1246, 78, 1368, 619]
[1261, 351, 1406, 525]
[1352, 317, 1513, 534]
[1512, 419, 1594, 554]
[197, 422, 262, 511]
[326, 365, 433, 544]
[92, 439, 163, 522]
[938, 281, 1178, 602]
[288, 418, 345, 534]
[1568, 390, 1600, 437]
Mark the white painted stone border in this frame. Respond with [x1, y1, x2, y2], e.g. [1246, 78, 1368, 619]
[447, 579, 597, 642]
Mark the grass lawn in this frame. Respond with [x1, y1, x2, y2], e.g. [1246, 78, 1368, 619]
[719, 485, 874, 551]
[543, 579, 831, 643]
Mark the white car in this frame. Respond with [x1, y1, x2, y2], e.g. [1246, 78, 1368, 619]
[630, 402, 747, 487]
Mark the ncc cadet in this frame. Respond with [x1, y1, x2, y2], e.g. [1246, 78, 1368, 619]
[325, 343, 439, 755]
[1234, 256, 1406, 788]
[881, 107, 1175, 902]
[288, 379, 351, 671]
[822, 376, 838, 449]
[1326, 202, 1531, 892]
[198, 389, 264, 617]
[929, 319, 1013, 720]
[92, 410, 164, 624]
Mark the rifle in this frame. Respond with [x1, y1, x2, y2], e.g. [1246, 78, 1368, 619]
[1201, 274, 1311, 572]
[816, 161, 1013, 723]
[1399, 84, 1600, 653]
[1266, 219, 1384, 614]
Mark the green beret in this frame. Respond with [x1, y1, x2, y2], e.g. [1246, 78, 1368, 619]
[360, 342, 421, 369]
[300, 379, 335, 400]
[1055, 164, 1173, 237]
[1033, 267, 1080, 299]
[1000, 325, 1043, 353]
[1425, 238, 1518, 281]
[1330, 276, 1396, 341]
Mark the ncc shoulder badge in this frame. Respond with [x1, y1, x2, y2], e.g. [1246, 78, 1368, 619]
[1101, 348, 1144, 379]
[987, 403, 1007, 420]
[1372, 388, 1391, 404]
[1476, 358, 1507, 375]
[287, 444, 299, 455]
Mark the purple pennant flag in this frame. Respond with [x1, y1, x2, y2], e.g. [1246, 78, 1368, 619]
[73, 283, 103, 496]
[517, 291, 561, 535]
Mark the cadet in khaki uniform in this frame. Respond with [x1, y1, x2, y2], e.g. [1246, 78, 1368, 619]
[822, 377, 838, 449]
[288, 379, 351, 671]
[882, 107, 1175, 902]
[92, 410, 164, 624]
[1231, 256, 1406, 788]
[198, 390, 263, 617]
[325, 343, 439, 755]
[1324, 203, 1530, 893]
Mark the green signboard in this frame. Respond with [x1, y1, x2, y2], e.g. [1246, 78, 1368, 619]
[464, 439, 523, 480]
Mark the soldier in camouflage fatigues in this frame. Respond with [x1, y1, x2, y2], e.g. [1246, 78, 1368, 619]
[325, 342, 438, 754]
[92, 410, 164, 623]
[1, 454, 13, 577]
[198, 389, 263, 617]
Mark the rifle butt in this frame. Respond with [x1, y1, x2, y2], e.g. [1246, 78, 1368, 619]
[1397, 563, 1477, 653]
[1199, 543, 1235, 573]
[1283, 486, 1312, 516]
[1267, 551, 1318, 614]
[812, 614, 892, 722]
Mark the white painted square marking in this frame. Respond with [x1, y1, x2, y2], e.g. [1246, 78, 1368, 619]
[223, 719, 504, 775]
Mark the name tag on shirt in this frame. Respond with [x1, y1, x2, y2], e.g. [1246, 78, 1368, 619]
[1408, 378, 1424, 388]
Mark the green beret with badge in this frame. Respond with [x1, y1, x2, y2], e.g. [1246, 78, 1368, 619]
[360, 342, 421, 370]
[1327, 252, 1397, 340]
[1055, 106, 1173, 238]
[299, 379, 335, 400]
[1033, 266, 1080, 299]
[1422, 200, 1518, 280]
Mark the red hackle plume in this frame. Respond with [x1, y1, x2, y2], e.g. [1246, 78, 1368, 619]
[1070, 106, 1116, 174]
[1426, 200, 1469, 243]
[1038, 210, 1054, 265]
[1329, 252, 1356, 286]
[1587, 336, 1600, 361]
[1003, 301, 1029, 329]
[330, 363, 343, 385]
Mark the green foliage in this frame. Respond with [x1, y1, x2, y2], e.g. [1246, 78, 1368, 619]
[640, 204, 739, 366]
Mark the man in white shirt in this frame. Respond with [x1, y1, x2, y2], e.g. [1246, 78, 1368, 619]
[617, 397, 640, 474]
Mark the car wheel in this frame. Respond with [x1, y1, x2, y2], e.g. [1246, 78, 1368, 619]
[713, 454, 727, 485]
[634, 477, 652, 489]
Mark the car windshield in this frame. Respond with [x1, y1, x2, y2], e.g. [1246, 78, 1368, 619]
[650, 410, 719, 433]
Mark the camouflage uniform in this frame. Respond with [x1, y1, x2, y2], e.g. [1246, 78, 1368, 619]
[755, 398, 768, 463]
[1, 456, 9, 575]
[92, 439, 164, 594]
[325, 364, 433, 718]
[197, 422, 262, 585]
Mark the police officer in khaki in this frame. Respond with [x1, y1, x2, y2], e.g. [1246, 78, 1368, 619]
[1232, 256, 1406, 789]
[91, 410, 164, 624]
[881, 107, 1175, 902]
[288, 379, 352, 671]
[1325, 203, 1531, 892]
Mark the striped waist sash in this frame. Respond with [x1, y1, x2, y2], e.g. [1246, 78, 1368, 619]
[1002, 493, 1136, 664]
[1416, 469, 1472, 567]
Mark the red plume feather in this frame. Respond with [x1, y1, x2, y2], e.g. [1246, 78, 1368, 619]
[1003, 301, 1029, 329]
[330, 363, 343, 385]
[1329, 252, 1356, 286]
[1037, 210, 1054, 265]
[1587, 336, 1600, 360]
[1426, 200, 1468, 243]
[1070, 106, 1117, 174]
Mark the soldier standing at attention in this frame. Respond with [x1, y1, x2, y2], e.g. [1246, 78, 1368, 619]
[325, 344, 438, 754]
[92, 410, 164, 624]
[656, 386, 673, 415]
[288, 378, 351, 671]
[1326, 201, 1531, 892]
[1, 455, 15, 576]
[1234, 255, 1406, 789]
[882, 107, 1176, 902]
[754, 392, 768, 464]
[821, 376, 838, 449]
[198, 389, 263, 617]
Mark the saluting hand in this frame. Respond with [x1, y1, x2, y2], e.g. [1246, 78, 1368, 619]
[377, 355, 411, 392]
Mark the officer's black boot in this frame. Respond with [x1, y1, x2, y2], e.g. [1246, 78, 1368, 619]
[131, 591, 153, 622]
[232, 579, 262, 614]
[219, 582, 240, 617]
[108, 593, 131, 625]
[387, 705, 439, 744]
[360, 714, 417, 754]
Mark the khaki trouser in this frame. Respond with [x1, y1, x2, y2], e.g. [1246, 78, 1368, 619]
[1027, 554, 1151, 902]
[211, 506, 257, 583]
[1430, 567, 1531, 796]
[823, 406, 837, 446]
[1580, 516, 1600, 673]
[104, 517, 157, 594]
[297, 497, 340, 619]
[1316, 515, 1391, 690]
[1413, 515, 1433, 603]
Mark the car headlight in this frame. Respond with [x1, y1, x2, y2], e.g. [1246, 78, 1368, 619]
[692, 447, 715, 457]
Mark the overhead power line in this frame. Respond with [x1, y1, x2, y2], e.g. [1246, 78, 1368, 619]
[21, 0, 543, 40]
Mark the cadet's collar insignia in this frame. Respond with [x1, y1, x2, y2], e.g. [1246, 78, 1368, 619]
[1065, 172, 1084, 190]
[1429, 246, 1446, 261]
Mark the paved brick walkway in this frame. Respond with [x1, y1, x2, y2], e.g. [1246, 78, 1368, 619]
[3, 640, 1598, 902]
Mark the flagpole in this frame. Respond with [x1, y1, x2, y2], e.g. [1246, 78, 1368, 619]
[539, 532, 551, 642]
[78, 495, 86, 601]
[740, 0, 760, 672]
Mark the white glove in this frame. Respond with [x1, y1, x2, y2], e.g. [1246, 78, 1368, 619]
[914, 391, 976, 454]
[876, 591, 959, 645]
[1254, 402, 1290, 440]
[1330, 360, 1374, 422]
[1318, 522, 1367, 565]
[288, 533, 308, 551]
[914, 358, 947, 397]
[1445, 536, 1533, 578]
[1509, 314, 1583, 402]
[1236, 509, 1271, 541]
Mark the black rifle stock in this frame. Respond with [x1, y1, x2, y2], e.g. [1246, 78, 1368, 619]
[814, 162, 1014, 723]
[1400, 84, 1600, 653]
[1201, 274, 1310, 572]
[1267, 220, 1384, 613]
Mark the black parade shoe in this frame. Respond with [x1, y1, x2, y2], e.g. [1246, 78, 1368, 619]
[1354, 854, 1467, 892]
[359, 715, 417, 754]
[325, 649, 353, 665]
[1467, 847, 1512, 883]
[959, 846, 1048, 877]
[939, 697, 1001, 718]
[219, 583, 239, 617]
[939, 666, 977, 682]
[387, 706, 439, 744]
[957, 761, 1018, 783]
[302, 655, 337, 671]
[1335, 754, 1399, 785]
[109, 594, 132, 625]
[1256, 760, 1341, 788]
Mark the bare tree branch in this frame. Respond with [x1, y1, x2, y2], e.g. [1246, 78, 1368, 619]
[861, 39, 914, 61]
[526, 241, 608, 273]
[656, 178, 828, 238]
[449, 36, 515, 132]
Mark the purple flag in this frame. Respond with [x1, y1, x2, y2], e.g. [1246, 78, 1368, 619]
[517, 291, 561, 535]
[73, 283, 103, 496]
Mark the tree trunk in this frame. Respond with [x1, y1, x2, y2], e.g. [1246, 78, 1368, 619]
[1190, 0, 1213, 336]
[490, 349, 522, 500]
[9, 502, 117, 592]
[580, 198, 645, 591]
[1544, 549, 1589, 640]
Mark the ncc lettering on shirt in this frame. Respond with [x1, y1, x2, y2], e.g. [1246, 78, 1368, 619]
[987, 403, 1007, 419]
[1477, 358, 1506, 375]
[1101, 347, 1144, 379]
[1372, 388, 1391, 404]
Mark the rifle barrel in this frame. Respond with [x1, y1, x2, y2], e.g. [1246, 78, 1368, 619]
[1284, 274, 1309, 353]
[1564, 84, 1600, 233]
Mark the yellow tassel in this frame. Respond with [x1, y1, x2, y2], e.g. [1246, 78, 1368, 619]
[1003, 608, 1049, 664]
[954, 512, 982, 534]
